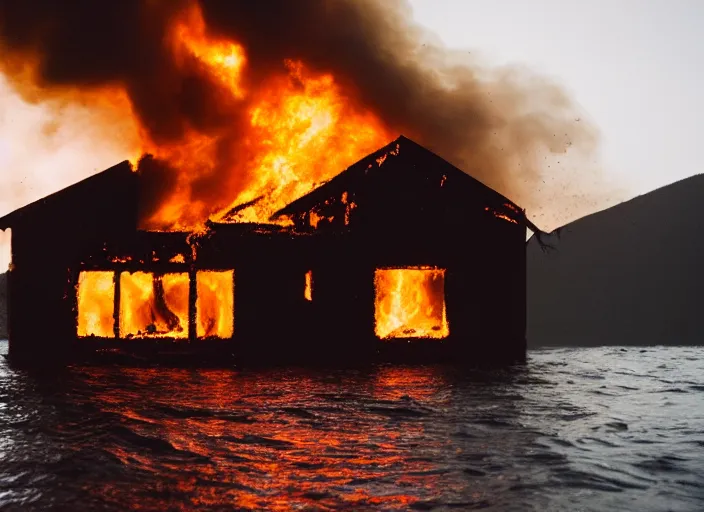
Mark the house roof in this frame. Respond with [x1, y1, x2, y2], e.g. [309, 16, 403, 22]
[0, 136, 545, 237]
[272, 135, 520, 219]
[271, 135, 550, 239]
[0, 161, 134, 230]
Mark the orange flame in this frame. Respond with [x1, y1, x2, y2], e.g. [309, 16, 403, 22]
[374, 267, 449, 339]
[171, 5, 247, 99]
[304, 270, 313, 301]
[341, 191, 357, 226]
[136, 3, 392, 231]
[196, 270, 234, 338]
[485, 207, 519, 224]
[110, 256, 132, 263]
[309, 210, 334, 229]
[119, 272, 189, 339]
[77, 271, 115, 337]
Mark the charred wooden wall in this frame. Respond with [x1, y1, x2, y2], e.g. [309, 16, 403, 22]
[192, 215, 526, 365]
[10, 213, 524, 366]
[63, 172, 526, 365]
[263, 139, 529, 364]
[6, 163, 137, 364]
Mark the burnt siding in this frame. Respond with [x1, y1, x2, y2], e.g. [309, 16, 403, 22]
[63, 194, 525, 364]
[7, 166, 138, 362]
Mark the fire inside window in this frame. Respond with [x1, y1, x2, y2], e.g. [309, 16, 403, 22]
[76, 271, 115, 338]
[374, 267, 449, 340]
[119, 272, 190, 339]
[76, 270, 234, 339]
[196, 270, 234, 339]
[304, 270, 313, 301]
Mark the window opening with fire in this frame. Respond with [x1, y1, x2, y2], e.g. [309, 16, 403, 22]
[119, 272, 190, 339]
[304, 270, 313, 301]
[77, 271, 115, 338]
[196, 270, 234, 338]
[76, 270, 235, 340]
[374, 267, 449, 339]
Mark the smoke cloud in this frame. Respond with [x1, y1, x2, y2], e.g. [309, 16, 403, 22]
[0, 0, 600, 229]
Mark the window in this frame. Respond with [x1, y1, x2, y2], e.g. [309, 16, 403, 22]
[374, 267, 449, 339]
[77, 271, 115, 338]
[196, 270, 234, 339]
[119, 272, 189, 338]
[304, 270, 313, 301]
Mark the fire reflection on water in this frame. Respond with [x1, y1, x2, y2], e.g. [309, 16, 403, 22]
[73, 365, 478, 510]
[3, 346, 702, 511]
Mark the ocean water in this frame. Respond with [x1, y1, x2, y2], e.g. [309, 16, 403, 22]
[0, 341, 702, 511]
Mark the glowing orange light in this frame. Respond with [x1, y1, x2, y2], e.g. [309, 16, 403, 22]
[137, 3, 392, 231]
[76, 271, 115, 337]
[196, 270, 234, 338]
[119, 272, 189, 338]
[304, 270, 313, 301]
[374, 267, 449, 339]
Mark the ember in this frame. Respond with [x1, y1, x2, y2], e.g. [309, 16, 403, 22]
[374, 267, 449, 340]
[485, 207, 519, 225]
[309, 211, 334, 229]
[119, 272, 189, 339]
[76, 271, 114, 338]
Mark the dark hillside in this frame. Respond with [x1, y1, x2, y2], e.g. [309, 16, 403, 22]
[528, 174, 704, 346]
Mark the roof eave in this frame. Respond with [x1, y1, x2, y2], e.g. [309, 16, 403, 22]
[0, 160, 133, 230]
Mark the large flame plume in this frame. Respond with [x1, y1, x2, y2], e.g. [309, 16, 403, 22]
[137, 4, 392, 230]
[0, 0, 599, 232]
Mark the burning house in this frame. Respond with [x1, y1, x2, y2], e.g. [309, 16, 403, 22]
[0, 0, 598, 366]
[0, 136, 532, 366]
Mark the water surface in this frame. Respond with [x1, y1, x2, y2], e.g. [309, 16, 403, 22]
[1, 341, 703, 511]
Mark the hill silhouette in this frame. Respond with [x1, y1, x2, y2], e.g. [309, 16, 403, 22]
[528, 174, 704, 347]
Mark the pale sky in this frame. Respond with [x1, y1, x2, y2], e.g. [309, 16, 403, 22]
[410, 0, 704, 196]
[1, 0, 703, 270]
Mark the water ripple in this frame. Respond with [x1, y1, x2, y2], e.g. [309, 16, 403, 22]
[0, 342, 703, 511]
